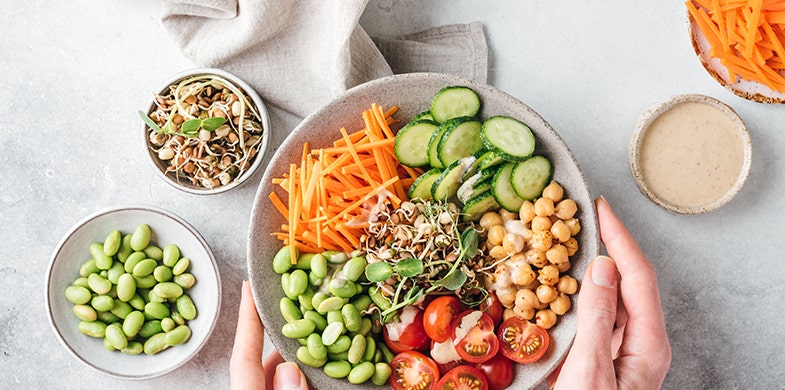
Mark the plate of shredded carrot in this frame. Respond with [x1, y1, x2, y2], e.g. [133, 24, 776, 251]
[246, 73, 599, 390]
[687, 0, 785, 103]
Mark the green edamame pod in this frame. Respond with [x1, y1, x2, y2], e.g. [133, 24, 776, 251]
[325, 334, 351, 354]
[347, 334, 367, 364]
[105, 323, 128, 350]
[162, 243, 180, 267]
[272, 246, 297, 274]
[371, 362, 392, 386]
[342, 257, 367, 282]
[323, 360, 351, 379]
[78, 321, 107, 338]
[306, 333, 327, 360]
[143, 333, 169, 355]
[176, 294, 197, 320]
[165, 325, 192, 346]
[280, 297, 303, 323]
[347, 361, 375, 384]
[296, 346, 327, 368]
[90, 243, 113, 270]
[65, 286, 92, 305]
[103, 230, 122, 257]
[130, 224, 151, 252]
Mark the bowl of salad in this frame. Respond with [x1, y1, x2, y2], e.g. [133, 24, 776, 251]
[139, 68, 271, 194]
[247, 73, 599, 389]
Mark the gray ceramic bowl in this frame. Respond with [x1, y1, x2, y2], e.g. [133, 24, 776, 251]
[46, 205, 221, 379]
[141, 68, 272, 195]
[247, 73, 599, 390]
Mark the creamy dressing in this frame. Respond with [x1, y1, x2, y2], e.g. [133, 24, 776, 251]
[638, 101, 745, 208]
[430, 339, 462, 364]
[452, 311, 483, 343]
[385, 306, 418, 342]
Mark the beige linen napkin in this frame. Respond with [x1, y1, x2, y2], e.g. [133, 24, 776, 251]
[161, 0, 488, 124]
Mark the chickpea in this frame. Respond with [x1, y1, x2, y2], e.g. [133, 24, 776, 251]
[537, 264, 560, 286]
[524, 249, 548, 268]
[563, 237, 579, 256]
[536, 284, 558, 304]
[564, 218, 582, 236]
[541, 181, 564, 203]
[550, 220, 571, 243]
[531, 216, 553, 233]
[503, 308, 517, 321]
[514, 288, 538, 310]
[502, 233, 525, 254]
[535, 309, 557, 329]
[489, 245, 508, 260]
[554, 199, 578, 220]
[518, 201, 535, 223]
[487, 225, 506, 246]
[529, 231, 554, 252]
[510, 260, 536, 286]
[556, 260, 571, 273]
[534, 197, 555, 217]
[497, 288, 516, 307]
[557, 275, 578, 295]
[546, 244, 569, 265]
[493, 264, 512, 289]
[479, 211, 503, 231]
[499, 208, 518, 224]
[505, 220, 528, 238]
[550, 293, 572, 315]
[513, 306, 535, 320]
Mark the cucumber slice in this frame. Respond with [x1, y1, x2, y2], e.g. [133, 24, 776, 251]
[407, 168, 442, 200]
[427, 120, 454, 169]
[491, 162, 524, 212]
[431, 158, 474, 201]
[510, 156, 552, 200]
[430, 86, 481, 123]
[394, 120, 439, 167]
[468, 182, 492, 202]
[461, 148, 490, 180]
[437, 117, 483, 167]
[481, 116, 535, 162]
[411, 111, 434, 122]
[457, 170, 493, 204]
[461, 191, 500, 222]
[477, 150, 505, 170]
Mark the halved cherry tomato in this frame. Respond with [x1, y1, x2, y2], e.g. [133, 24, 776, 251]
[474, 353, 514, 390]
[390, 350, 441, 390]
[430, 339, 465, 375]
[424, 296, 465, 343]
[435, 365, 489, 390]
[450, 311, 499, 364]
[497, 317, 549, 364]
[478, 293, 504, 328]
[384, 306, 430, 354]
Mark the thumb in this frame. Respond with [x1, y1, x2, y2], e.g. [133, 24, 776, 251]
[274, 362, 308, 390]
[573, 255, 618, 359]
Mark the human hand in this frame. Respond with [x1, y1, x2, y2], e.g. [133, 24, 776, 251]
[230, 280, 308, 390]
[551, 196, 671, 389]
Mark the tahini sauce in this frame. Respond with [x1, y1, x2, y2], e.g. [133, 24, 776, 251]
[638, 101, 744, 208]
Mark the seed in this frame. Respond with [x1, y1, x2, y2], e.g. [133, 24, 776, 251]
[158, 148, 174, 160]
[232, 101, 242, 117]
[183, 162, 195, 173]
[184, 95, 196, 104]
[199, 129, 211, 141]
[228, 132, 238, 143]
[171, 113, 184, 125]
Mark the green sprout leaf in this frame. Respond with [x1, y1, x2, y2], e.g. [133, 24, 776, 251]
[460, 227, 479, 259]
[201, 117, 227, 131]
[395, 258, 424, 278]
[433, 269, 467, 291]
[181, 119, 202, 137]
[365, 262, 394, 283]
[138, 110, 163, 133]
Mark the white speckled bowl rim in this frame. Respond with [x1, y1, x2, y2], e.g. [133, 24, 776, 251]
[247, 73, 599, 390]
[45, 205, 222, 380]
[141, 68, 272, 195]
[629, 94, 752, 215]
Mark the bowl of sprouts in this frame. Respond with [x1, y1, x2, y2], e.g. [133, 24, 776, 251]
[139, 68, 271, 194]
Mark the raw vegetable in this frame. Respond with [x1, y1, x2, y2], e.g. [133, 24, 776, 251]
[497, 317, 549, 364]
[687, 0, 785, 92]
[429, 86, 481, 123]
[395, 120, 440, 167]
[436, 365, 489, 390]
[390, 351, 441, 390]
[480, 116, 535, 162]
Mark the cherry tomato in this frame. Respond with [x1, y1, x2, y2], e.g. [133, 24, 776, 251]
[424, 296, 465, 343]
[478, 293, 504, 328]
[384, 307, 430, 353]
[390, 350, 441, 390]
[435, 365, 489, 390]
[450, 311, 499, 364]
[497, 317, 549, 364]
[474, 353, 514, 390]
[430, 339, 465, 375]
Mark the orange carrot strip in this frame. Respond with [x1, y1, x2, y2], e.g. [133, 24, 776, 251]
[268, 192, 289, 218]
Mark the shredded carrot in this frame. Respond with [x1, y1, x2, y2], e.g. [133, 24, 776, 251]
[688, 0, 785, 92]
[269, 105, 416, 256]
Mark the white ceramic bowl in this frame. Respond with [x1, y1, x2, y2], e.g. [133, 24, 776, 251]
[46, 205, 221, 379]
[247, 73, 600, 390]
[141, 68, 272, 194]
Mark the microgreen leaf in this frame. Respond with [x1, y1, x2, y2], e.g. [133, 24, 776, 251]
[395, 258, 424, 278]
[202, 117, 227, 131]
[460, 227, 479, 259]
[138, 110, 163, 133]
[365, 262, 394, 283]
[181, 119, 202, 137]
[433, 269, 467, 291]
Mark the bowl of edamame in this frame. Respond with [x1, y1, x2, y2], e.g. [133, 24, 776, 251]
[46, 205, 222, 379]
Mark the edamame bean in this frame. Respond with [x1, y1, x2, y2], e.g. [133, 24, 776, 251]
[296, 346, 326, 368]
[91, 295, 114, 312]
[311, 292, 328, 311]
[342, 257, 367, 282]
[176, 294, 197, 320]
[161, 317, 176, 332]
[341, 304, 362, 333]
[358, 318, 373, 336]
[103, 337, 116, 351]
[103, 230, 122, 257]
[280, 298, 302, 323]
[326, 310, 343, 325]
[73, 277, 89, 289]
[306, 333, 327, 360]
[310, 254, 327, 278]
[110, 300, 132, 319]
[162, 243, 180, 267]
[153, 282, 183, 299]
[298, 288, 314, 311]
[130, 224, 151, 251]
[323, 360, 351, 379]
[97, 311, 121, 324]
[321, 322, 344, 346]
[143, 332, 169, 355]
[138, 320, 163, 338]
[325, 334, 351, 353]
[371, 362, 392, 386]
[116, 273, 136, 302]
[78, 321, 106, 338]
[324, 251, 348, 264]
[363, 336, 376, 362]
[132, 259, 158, 278]
[328, 279, 356, 299]
[351, 295, 372, 313]
[328, 351, 349, 361]
[116, 234, 133, 263]
[293, 253, 313, 270]
[272, 246, 297, 274]
[65, 285, 91, 305]
[308, 272, 323, 287]
[105, 323, 128, 350]
[378, 343, 394, 364]
[135, 275, 157, 289]
[121, 341, 143, 355]
[79, 259, 100, 277]
[282, 319, 315, 339]
[123, 252, 146, 273]
[286, 269, 308, 298]
[173, 273, 195, 289]
[172, 257, 190, 276]
[144, 301, 170, 320]
[303, 311, 327, 332]
[90, 243, 113, 270]
[165, 325, 192, 346]
[87, 273, 111, 295]
[170, 310, 186, 326]
[153, 265, 173, 282]
[143, 245, 163, 261]
[73, 304, 97, 322]
[128, 293, 145, 310]
[347, 334, 366, 364]
[107, 262, 124, 284]
[347, 361, 375, 384]
[123, 311, 145, 338]
[317, 296, 345, 314]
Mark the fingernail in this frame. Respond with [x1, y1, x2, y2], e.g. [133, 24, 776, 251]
[275, 362, 303, 388]
[591, 256, 616, 288]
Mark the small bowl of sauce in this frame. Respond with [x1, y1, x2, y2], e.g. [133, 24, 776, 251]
[629, 94, 752, 214]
